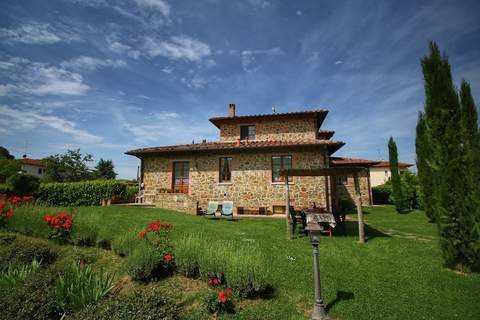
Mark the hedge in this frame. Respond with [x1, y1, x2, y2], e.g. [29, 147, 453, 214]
[372, 184, 393, 204]
[36, 180, 127, 207]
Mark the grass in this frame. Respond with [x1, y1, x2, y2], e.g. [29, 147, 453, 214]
[4, 204, 480, 319]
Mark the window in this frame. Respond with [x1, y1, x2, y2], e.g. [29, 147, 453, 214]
[219, 157, 232, 183]
[272, 155, 292, 182]
[335, 175, 348, 185]
[38, 168, 42, 174]
[240, 125, 255, 140]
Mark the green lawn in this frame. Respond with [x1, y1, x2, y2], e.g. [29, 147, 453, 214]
[4, 205, 480, 319]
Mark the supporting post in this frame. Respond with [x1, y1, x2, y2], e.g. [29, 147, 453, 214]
[354, 173, 365, 243]
[285, 175, 292, 240]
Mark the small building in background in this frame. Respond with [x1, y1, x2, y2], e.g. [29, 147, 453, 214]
[20, 157, 46, 179]
[369, 161, 413, 187]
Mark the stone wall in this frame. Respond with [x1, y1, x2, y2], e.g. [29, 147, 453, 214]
[219, 118, 317, 142]
[155, 193, 198, 215]
[332, 170, 372, 206]
[142, 147, 330, 213]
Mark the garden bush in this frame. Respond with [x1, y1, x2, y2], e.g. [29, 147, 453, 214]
[55, 262, 115, 313]
[0, 184, 11, 195]
[0, 271, 62, 320]
[6, 173, 40, 196]
[67, 286, 181, 320]
[124, 243, 173, 282]
[0, 236, 57, 269]
[372, 184, 393, 204]
[73, 223, 98, 247]
[36, 180, 127, 207]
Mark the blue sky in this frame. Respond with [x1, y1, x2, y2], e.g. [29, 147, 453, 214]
[1, 0, 479, 179]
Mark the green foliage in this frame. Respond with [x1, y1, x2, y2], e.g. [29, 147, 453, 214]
[0, 258, 41, 287]
[55, 263, 115, 313]
[73, 223, 98, 247]
[175, 233, 273, 297]
[37, 180, 127, 206]
[44, 149, 93, 182]
[417, 41, 480, 271]
[6, 173, 40, 196]
[0, 184, 11, 195]
[112, 233, 140, 257]
[0, 146, 14, 159]
[94, 159, 117, 180]
[0, 158, 21, 179]
[67, 286, 181, 320]
[4, 206, 50, 237]
[388, 137, 406, 213]
[124, 185, 137, 201]
[0, 271, 62, 320]
[0, 235, 56, 269]
[125, 243, 172, 282]
[372, 183, 393, 204]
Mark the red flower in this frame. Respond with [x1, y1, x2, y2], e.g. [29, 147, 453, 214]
[165, 254, 172, 263]
[22, 196, 33, 202]
[213, 279, 219, 285]
[226, 289, 233, 296]
[208, 279, 213, 285]
[43, 214, 52, 223]
[6, 208, 14, 218]
[63, 222, 72, 229]
[10, 196, 21, 204]
[139, 231, 146, 238]
[0, 202, 6, 209]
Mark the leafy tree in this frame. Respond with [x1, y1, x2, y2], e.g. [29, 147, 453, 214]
[388, 137, 406, 213]
[0, 146, 14, 159]
[417, 41, 477, 271]
[94, 159, 117, 180]
[7, 173, 40, 195]
[43, 149, 93, 182]
[0, 159, 21, 179]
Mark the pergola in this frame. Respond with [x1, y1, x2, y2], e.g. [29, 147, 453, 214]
[280, 167, 367, 243]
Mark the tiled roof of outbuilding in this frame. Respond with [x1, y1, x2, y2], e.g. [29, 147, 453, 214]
[330, 157, 380, 167]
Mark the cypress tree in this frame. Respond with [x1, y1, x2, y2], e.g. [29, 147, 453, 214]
[416, 112, 435, 221]
[388, 137, 405, 213]
[419, 41, 471, 270]
[459, 80, 480, 271]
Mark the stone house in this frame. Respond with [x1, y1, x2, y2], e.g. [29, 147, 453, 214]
[369, 161, 413, 187]
[20, 157, 45, 179]
[126, 105, 376, 215]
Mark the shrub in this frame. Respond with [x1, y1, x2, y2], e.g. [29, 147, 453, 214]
[55, 263, 115, 313]
[73, 224, 98, 247]
[67, 286, 181, 320]
[0, 184, 11, 196]
[0, 258, 41, 287]
[44, 212, 74, 244]
[1, 270, 62, 320]
[36, 180, 127, 207]
[205, 289, 236, 314]
[6, 173, 40, 196]
[0, 236, 56, 269]
[174, 234, 202, 277]
[125, 243, 174, 282]
[372, 183, 393, 204]
[0, 195, 34, 227]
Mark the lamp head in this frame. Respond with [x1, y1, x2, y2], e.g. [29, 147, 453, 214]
[305, 222, 322, 244]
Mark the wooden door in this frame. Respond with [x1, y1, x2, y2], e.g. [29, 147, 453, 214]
[172, 161, 189, 193]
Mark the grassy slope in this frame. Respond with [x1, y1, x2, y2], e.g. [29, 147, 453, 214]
[7, 205, 480, 320]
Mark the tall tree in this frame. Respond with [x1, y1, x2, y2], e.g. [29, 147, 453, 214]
[459, 80, 480, 271]
[44, 149, 93, 182]
[416, 112, 435, 221]
[418, 41, 474, 271]
[388, 137, 405, 213]
[94, 159, 117, 180]
[0, 146, 14, 159]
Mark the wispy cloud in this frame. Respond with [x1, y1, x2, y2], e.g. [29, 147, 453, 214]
[0, 22, 81, 44]
[60, 56, 126, 72]
[240, 47, 284, 72]
[134, 0, 170, 17]
[0, 57, 89, 96]
[143, 35, 211, 61]
[0, 105, 102, 144]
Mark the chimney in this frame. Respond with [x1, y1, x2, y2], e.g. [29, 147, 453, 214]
[228, 103, 236, 117]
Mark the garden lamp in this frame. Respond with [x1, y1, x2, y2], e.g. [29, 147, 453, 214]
[305, 222, 329, 320]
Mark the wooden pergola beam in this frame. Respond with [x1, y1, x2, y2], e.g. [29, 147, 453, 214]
[280, 167, 365, 177]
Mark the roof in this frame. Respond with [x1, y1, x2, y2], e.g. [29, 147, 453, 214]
[372, 161, 413, 168]
[126, 139, 345, 156]
[209, 109, 328, 129]
[330, 157, 380, 167]
[317, 130, 335, 139]
[20, 158, 45, 167]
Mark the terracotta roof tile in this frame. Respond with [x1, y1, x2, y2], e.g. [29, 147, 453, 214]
[126, 139, 345, 156]
[20, 158, 45, 167]
[372, 161, 413, 168]
[209, 109, 328, 128]
[330, 157, 380, 166]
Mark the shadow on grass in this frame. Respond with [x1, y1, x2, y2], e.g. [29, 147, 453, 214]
[326, 290, 355, 312]
[336, 221, 390, 242]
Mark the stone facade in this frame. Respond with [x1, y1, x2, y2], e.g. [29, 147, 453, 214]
[219, 118, 317, 142]
[142, 147, 330, 213]
[155, 193, 198, 215]
[332, 170, 372, 206]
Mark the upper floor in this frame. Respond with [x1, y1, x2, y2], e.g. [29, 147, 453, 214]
[209, 104, 334, 142]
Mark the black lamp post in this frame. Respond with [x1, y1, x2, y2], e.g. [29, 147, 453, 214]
[305, 222, 329, 320]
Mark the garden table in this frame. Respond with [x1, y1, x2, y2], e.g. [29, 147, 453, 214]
[302, 209, 337, 235]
